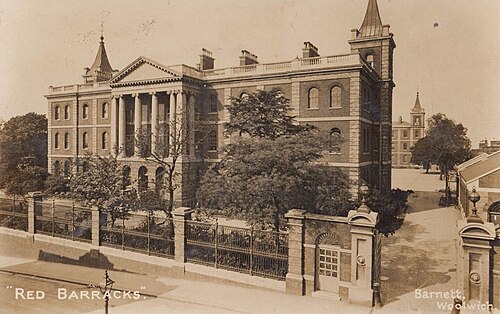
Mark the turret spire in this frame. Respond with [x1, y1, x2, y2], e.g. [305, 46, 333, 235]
[83, 31, 114, 83]
[359, 0, 383, 37]
[412, 92, 423, 112]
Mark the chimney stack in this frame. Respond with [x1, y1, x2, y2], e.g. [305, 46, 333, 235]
[239, 50, 258, 66]
[199, 48, 215, 70]
[302, 42, 319, 58]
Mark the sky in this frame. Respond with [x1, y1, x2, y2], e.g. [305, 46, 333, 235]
[0, 0, 498, 148]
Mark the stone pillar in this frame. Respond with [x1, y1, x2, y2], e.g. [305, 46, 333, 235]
[347, 207, 379, 306]
[111, 96, 118, 154]
[172, 207, 193, 271]
[27, 192, 43, 235]
[458, 219, 495, 306]
[151, 92, 158, 154]
[188, 94, 196, 158]
[91, 206, 100, 247]
[169, 92, 177, 155]
[134, 93, 142, 156]
[118, 95, 126, 157]
[285, 209, 306, 295]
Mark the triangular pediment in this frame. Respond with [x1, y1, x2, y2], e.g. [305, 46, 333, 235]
[111, 56, 181, 85]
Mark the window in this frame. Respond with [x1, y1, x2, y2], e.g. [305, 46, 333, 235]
[64, 133, 70, 149]
[240, 92, 249, 99]
[63, 160, 71, 177]
[329, 128, 341, 154]
[366, 54, 374, 67]
[102, 132, 108, 149]
[308, 88, 319, 109]
[209, 95, 217, 113]
[392, 131, 396, 138]
[362, 129, 370, 153]
[414, 130, 420, 138]
[402, 130, 408, 138]
[403, 143, 408, 150]
[414, 117, 420, 126]
[82, 132, 89, 149]
[138, 166, 148, 192]
[102, 103, 109, 119]
[82, 161, 89, 173]
[122, 165, 131, 189]
[54, 133, 60, 149]
[208, 130, 217, 151]
[82, 104, 89, 119]
[330, 86, 342, 108]
[54, 106, 61, 120]
[53, 161, 61, 175]
[64, 105, 70, 120]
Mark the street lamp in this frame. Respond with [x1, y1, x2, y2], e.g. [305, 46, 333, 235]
[100, 270, 115, 314]
[467, 187, 483, 223]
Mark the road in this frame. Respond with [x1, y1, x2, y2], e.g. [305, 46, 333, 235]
[0, 271, 154, 314]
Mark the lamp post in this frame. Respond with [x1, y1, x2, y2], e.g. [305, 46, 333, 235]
[100, 270, 115, 314]
[467, 187, 482, 223]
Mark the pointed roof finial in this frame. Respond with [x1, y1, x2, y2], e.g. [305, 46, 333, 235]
[100, 21, 104, 42]
[412, 91, 423, 112]
[359, 0, 383, 37]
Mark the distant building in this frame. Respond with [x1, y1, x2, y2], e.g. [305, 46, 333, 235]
[391, 93, 425, 168]
[473, 140, 500, 155]
[46, 0, 395, 204]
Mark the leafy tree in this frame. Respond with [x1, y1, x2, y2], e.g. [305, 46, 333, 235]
[225, 90, 314, 139]
[0, 113, 48, 196]
[197, 90, 350, 231]
[411, 113, 471, 204]
[68, 153, 137, 225]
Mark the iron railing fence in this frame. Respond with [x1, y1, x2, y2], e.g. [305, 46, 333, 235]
[100, 210, 174, 258]
[186, 220, 289, 280]
[0, 197, 28, 231]
[34, 201, 92, 243]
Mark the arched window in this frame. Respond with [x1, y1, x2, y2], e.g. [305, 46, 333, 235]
[366, 54, 374, 67]
[329, 128, 342, 154]
[122, 165, 131, 189]
[54, 106, 60, 120]
[102, 103, 109, 119]
[82, 104, 89, 119]
[402, 130, 408, 138]
[82, 161, 89, 173]
[53, 161, 61, 175]
[54, 133, 60, 149]
[64, 133, 70, 149]
[102, 132, 108, 149]
[208, 130, 217, 151]
[138, 166, 148, 192]
[155, 167, 165, 193]
[330, 86, 342, 108]
[209, 95, 217, 113]
[240, 92, 249, 99]
[82, 132, 88, 149]
[63, 160, 71, 177]
[308, 88, 319, 109]
[64, 105, 70, 120]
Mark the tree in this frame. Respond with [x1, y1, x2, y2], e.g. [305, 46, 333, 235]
[197, 90, 351, 231]
[0, 113, 48, 196]
[411, 113, 471, 204]
[225, 90, 313, 139]
[68, 153, 137, 225]
[135, 104, 197, 214]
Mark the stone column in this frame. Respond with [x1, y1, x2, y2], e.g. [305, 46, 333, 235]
[134, 93, 142, 156]
[458, 219, 495, 306]
[151, 92, 158, 154]
[285, 209, 306, 295]
[111, 96, 118, 155]
[347, 206, 379, 306]
[27, 192, 43, 235]
[118, 95, 126, 157]
[188, 94, 196, 158]
[169, 92, 177, 155]
[172, 207, 193, 274]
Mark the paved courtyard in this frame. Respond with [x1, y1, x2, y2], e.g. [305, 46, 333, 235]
[392, 168, 444, 192]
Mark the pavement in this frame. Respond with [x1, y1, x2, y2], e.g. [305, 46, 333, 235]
[392, 168, 444, 192]
[0, 256, 371, 314]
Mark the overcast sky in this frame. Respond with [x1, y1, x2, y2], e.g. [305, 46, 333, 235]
[0, 0, 498, 147]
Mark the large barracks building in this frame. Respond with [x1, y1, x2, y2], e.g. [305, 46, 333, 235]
[46, 0, 395, 206]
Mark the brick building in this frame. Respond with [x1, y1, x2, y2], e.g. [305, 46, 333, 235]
[391, 92, 425, 168]
[46, 0, 395, 205]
